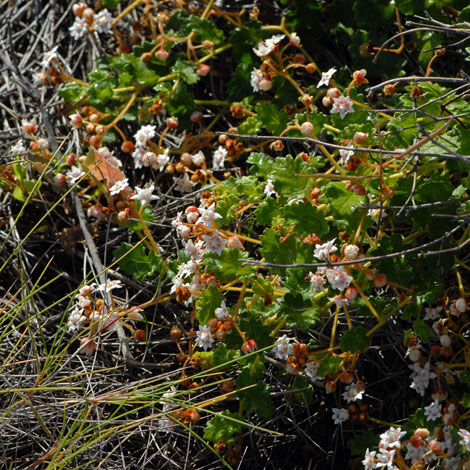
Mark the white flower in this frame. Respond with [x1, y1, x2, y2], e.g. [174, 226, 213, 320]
[250, 68, 263, 92]
[309, 272, 326, 292]
[264, 179, 277, 197]
[314, 238, 337, 261]
[332, 408, 349, 424]
[65, 165, 85, 184]
[198, 203, 222, 228]
[41, 46, 58, 68]
[109, 178, 129, 195]
[202, 230, 227, 255]
[326, 266, 353, 291]
[331, 95, 354, 119]
[305, 361, 321, 381]
[405, 344, 421, 362]
[134, 125, 156, 147]
[339, 141, 354, 166]
[212, 146, 227, 170]
[69, 17, 88, 40]
[173, 173, 196, 193]
[183, 239, 204, 260]
[97, 279, 122, 292]
[318, 67, 336, 87]
[409, 362, 437, 396]
[375, 449, 395, 469]
[67, 307, 85, 332]
[458, 429, 470, 451]
[215, 301, 229, 320]
[423, 305, 442, 321]
[289, 32, 301, 47]
[156, 148, 170, 171]
[330, 295, 349, 307]
[342, 381, 365, 402]
[362, 449, 377, 470]
[131, 185, 159, 205]
[272, 334, 292, 360]
[177, 260, 198, 278]
[424, 399, 441, 421]
[253, 34, 285, 57]
[93, 9, 113, 34]
[96, 146, 122, 168]
[10, 141, 26, 155]
[196, 325, 214, 351]
[379, 427, 406, 450]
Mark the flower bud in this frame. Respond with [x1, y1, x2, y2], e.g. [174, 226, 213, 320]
[134, 329, 146, 342]
[242, 339, 257, 354]
[322, 95, 333, 107]
[353, 69, 368, 86]
[270, 140, 284, 151]
[384, 83, 395, 96]
[301, 121, 314, 136]
[196, 64, 210, 76]
[353, 132, 368, 144]
[374, 273, 387, 288]
[343, 244, 360, 259]
[73, 2, 87, 16]
[167, 116, 178, 128]
[327, 87, 341, 99]
[302, 94, 313, 106]
[226, 235, 244, 250]
[23, 122, 37, 135]
[455, 298, 467, 313]
[140, 52, 152, 62]
[305, 63, 316, 73]
[155, 49, 169, 61]
[121, 140, 134, 153]
[54, 173, 66, 187]
[191, 111, 203, 123]
[259, 78, 273, 91]
[345, 287, 358, 301]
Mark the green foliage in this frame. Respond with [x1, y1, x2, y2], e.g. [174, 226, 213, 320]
[88, 69, 115, 106]
[59, 82, 87, 103]
[317, 356, 342, 377]
[280, 202, 329, 236]
[195, 285, 223, 325]
[203, 411, 244, 442]
[340, 326, 370, 353]
[113, 243, 163, 281]
[204, 249, 256, 282]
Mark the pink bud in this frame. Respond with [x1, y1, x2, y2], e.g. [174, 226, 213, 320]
[72, 2, 87, 16]
[54, 173, 66, 187]
[259, 78, 273, 91]
[345, 288, 358, 301]
[191, 111, 203, 122]
[374, 273, 387, 288]
[327, 87, 341, 99]
[301, 121, 314, 136]
[242, 339, 257, 354]
[196, 64, 210, 76]
[155, 49, 169, 61]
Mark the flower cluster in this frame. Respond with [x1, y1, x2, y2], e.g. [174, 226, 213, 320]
[69, 3, 113, 40]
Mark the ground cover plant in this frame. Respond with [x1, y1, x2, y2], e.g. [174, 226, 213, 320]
[2, 0, 470, 468]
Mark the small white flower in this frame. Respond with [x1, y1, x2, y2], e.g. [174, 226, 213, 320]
[202, 230, 227, 255]
[332, 408, 349, 424]
[339, 141, 354, 166]
[314, 238, 337, 261]
[362, 449, 377, 470]
[318, 67, 336, 87]
[250, 68, 263, 92]
[41, 46, 58, 68]
[156, 148, 170, 171]
[10, 141, 26, 155]
[196, 325, 214, 351]
[65, 165, 85, 184]
[134, 125, 156, 147]
[173, 173, 196, 193]
[109, 178, 129, 195]
[212, 146, 227, 170]
[379, 427, 406, 449]
[326, 266, 353, 291]
[253, 34, 285, 57]
[331, 95, 354, 119]
[342, 381, 365, 402]
[215, 301, 229, 320]
[305, 361, 321, 381]
[93, 9, 113, 34]
[424, 399, 441, 421]
[309, 272, 326, 292]
[198, 203, 222, 228]
[458, 429, 470, 451]
[264, 179, 277, 197]
[69, 17, 88, 40]
[409, 362, 437, 396]
[272, 334, 292, 360]
[183, 239, 204, 260]
[131, 185, 159, 205]
[97, 279, 122, 292]
[375, 449, 395, 468]
[423, 305, 442, 321]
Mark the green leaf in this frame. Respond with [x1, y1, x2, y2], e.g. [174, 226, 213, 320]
[172, 59, 199, 85]
[247, 152, 274, 179]
[317, 356, 342, 377]
[277, 291, 320, 331]
[59, 82, 87, 103]
[260, 228, 315, 270]
[204, 249, 256, 282]
[460, 371, 470, 384]
[212, 344, 240, 370]
[403, 408, 426, 435]
[166, 82, 195, 127]
[255, 197, 280, 225]
[227, 53, 257, 100]
[88, 69, 114, 106]
[255, 102, 289, 135]
[101, 0, 121, 7]
[347, 433, 380, 456]
[319, 182, 366, 232]
[168, 11, 225, 44]
[340, 326, 370, 353]
[229, 20, 263, 60]
[463, 393, 470, 409]
[204, 411, 244, 443]
[280, 202, 329, 236]
[128, 204, 154, 232]
[271, 155, 311, 194]
[413, 319, 430, 343]
[238, 115, 262, 135]
[112, 243, 162, 281]
[236, 371, 274, 419]
[195, 285, 223, 325]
